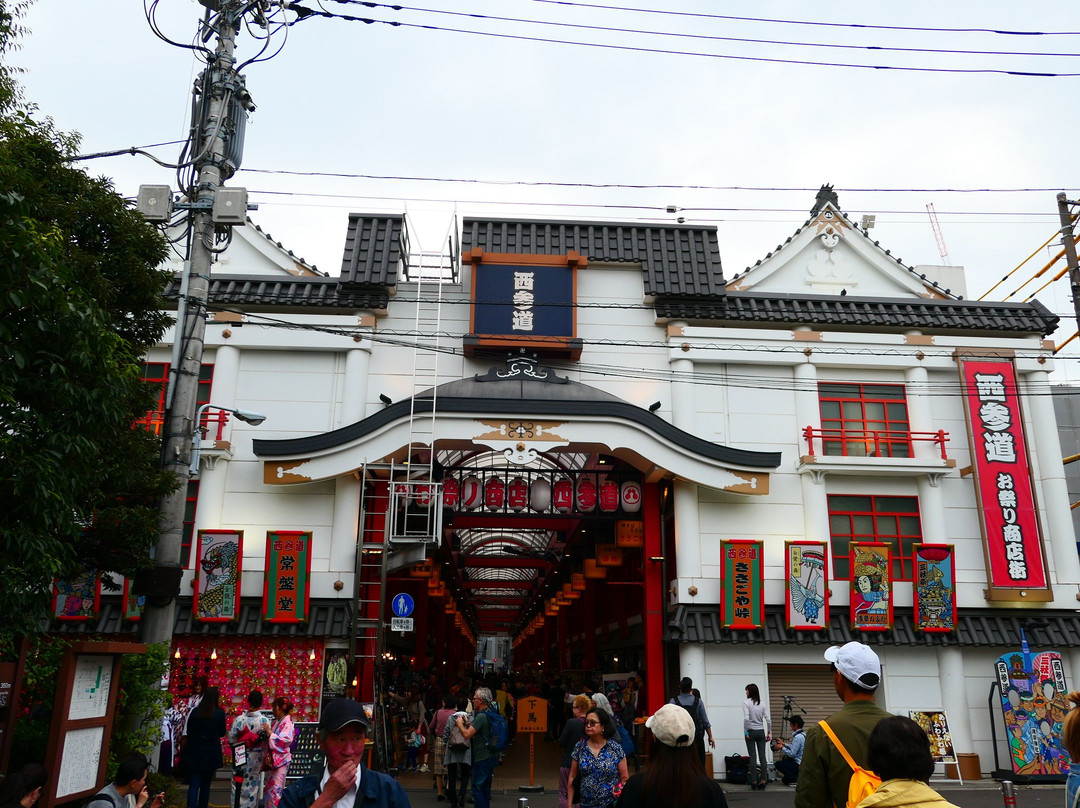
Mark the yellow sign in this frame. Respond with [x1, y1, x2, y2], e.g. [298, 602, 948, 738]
[516, 696, 548, 734]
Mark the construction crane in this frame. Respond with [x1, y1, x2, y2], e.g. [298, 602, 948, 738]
[926, 203, 951, 265]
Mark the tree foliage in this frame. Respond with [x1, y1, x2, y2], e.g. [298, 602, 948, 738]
[0, 0, 177, 636]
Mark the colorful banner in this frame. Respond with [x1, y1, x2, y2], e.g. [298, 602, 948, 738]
[53, 571, 100, 621]
[850, 542, 892, 631]
[958, 356, 1050, 599]
[908, 711, 956, 764]
[193, 529, 243, 622]
[122, 579, 145, 622]
[721, 540, 764, 629]
[785, 541, 828, 630]
[913, 544, 956, 632]
[995, 649, 1069, 776]
[263, 530, 312, 623]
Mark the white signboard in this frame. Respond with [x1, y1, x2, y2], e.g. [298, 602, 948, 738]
[56, 725, 104, 798]
[68, 655, 112, 720]
[391, 617, 414, 632]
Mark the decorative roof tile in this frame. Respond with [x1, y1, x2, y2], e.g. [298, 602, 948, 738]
[339, 214, 405, 287]
[163, 275, 388, 311]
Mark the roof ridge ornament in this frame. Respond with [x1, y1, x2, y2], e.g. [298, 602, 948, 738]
[810, 183, 840, 216]
[475, 351, 570, 385]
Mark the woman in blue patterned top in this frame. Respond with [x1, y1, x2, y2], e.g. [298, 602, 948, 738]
[567, 707, 628, 808]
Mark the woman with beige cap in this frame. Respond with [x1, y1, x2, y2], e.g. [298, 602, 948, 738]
[617, 705, 728, 808]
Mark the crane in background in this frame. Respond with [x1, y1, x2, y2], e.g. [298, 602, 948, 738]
[926, 203, 951, 265]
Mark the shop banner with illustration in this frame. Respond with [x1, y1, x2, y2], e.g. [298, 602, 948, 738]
[908, 711, 957, 764]
[721, 540, 763, 629]
[913, 544, 956, 632]
[785, 541, 828, 630]
[850, 542, 892, 631]
[958, 356, 1051, 600]
[996, 649, 1069, 776]
[53, 570, 100, 621]
[122, 579, 145, 622]
[322, 649, 349, 708]
[263, 530, 312, 623]
[193, 529, 243, 622]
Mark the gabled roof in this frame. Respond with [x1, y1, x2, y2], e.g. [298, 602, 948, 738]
[338, 214, 406, 287]
[162, 274, 388, 312]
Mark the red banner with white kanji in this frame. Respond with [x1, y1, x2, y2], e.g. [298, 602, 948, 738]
[263, 530, 312, 623]
[958, 356, 1050, 600]
[721, 540, 764, 629]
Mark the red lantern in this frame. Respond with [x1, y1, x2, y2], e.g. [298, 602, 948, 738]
[442, 477, 460, 508]
[414, 484, 433, 507]
[598, 480, 619, 512]
[484, 477, 506, 510]
[576, 478, 597, 512]
[531, 478, 552, 512]
[461, 476, 483, 509]
[620, 480, 643, 513]
[552, 478, 574, 513]
[508, 477, 529, 511]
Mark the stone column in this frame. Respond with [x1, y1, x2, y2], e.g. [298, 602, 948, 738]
[937, 646, 973, 753]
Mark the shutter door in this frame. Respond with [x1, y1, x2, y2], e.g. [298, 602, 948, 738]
[766, 664, 838, 740]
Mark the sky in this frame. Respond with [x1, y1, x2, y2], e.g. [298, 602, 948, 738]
[11, 1, 1080, 380]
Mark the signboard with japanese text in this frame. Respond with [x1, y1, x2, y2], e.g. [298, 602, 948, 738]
[908, 711, 956, 764]
[850, 542, 892, 631]
[785, 541, 828, 630]
[958, 355, 1051, 601]
[193, 529, 242, 622]
[263, 530, 312, 623]
[616, 520, 644, 548]
[53, 571, 100, 621]
[122, 579, 144, 622]
[721, 540, 763, 629]
[464, 251, 582, 358]
[516, 696, 548, 734]
[995, 649, 1069, 776]
[913, 544, 956, 633]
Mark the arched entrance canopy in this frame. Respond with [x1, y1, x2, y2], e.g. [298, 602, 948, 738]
[254, 356, 781, 491]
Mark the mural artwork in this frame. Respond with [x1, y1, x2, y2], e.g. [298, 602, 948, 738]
[850, 542, 892, 631]
[913, 544, 956, 632]
[995, 649, 1070, 776]
[785, 541, 828, 630]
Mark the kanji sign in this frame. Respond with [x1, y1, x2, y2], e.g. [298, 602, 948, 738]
[263, 530, 312, 623]
[516, 696, 547, 734]
[721, 540, 763, 629]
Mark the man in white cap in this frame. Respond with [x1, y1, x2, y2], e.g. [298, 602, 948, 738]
[794, 642, 891, 808]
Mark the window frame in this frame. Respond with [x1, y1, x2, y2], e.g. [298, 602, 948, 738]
[827, 493, 923, 582]
[817, 382, 912, 458]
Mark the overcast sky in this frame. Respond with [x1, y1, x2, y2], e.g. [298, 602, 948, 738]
[13, 1, 1080, 380]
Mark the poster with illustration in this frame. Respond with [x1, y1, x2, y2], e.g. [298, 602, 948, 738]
[193, 529, 243, 622]
[913, 544, 955, 632]
[996, 649, 1070, 776]
[908, 711, 956, 764]
[850, 542, 892, 631]
[785, 541, 828, 630]
[322, 650, 348, 708]
[52, 571, 100, 621]
[122, 579, 145, 621]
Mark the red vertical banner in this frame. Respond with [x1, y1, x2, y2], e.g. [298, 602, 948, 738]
[721, 540, 764, 629]
[122, 579, 145, 622]
[52, 570, 100, 620]
[785, 541, 828, 630]
[193, 529, 243, 622]
[263, 531, 312, 623]
[958, 355, 1051, 600]
[850, 542, 892, 631]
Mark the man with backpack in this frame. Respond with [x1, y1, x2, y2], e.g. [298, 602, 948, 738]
[670, 678, 714, 768]
[85, 754, 164, 808]
[795, 642, 892, 808]
[453, 688, 499, 808]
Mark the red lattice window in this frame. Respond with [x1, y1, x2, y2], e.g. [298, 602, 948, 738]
[818, 382, 911, 458]
[828, 494, 922, 581]
[183, 480, 199, 568]
[136, 363, 214, 434]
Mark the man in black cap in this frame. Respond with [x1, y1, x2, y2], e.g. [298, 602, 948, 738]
[280, 699, 410, 808]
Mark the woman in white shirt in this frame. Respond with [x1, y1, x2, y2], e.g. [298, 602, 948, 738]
[742, 683, 771, 791]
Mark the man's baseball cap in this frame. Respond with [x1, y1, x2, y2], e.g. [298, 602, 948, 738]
[824, 641, 881, 690]
[319, 699, 370, 732]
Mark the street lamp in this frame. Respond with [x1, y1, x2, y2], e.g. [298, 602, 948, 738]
[189, 403, 267, 475]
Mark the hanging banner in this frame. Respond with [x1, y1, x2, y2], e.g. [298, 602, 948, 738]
[122, 579, 144, 622]
[263, 531, 313, 623]
[721, 540, 764, 630]
[785, 541, 828, 630]
[193, 529, 243, 622]
[913, 544, 956, 632]
[596, 544, 623, 567]
[53, 571, 100, 621]
[615, 520, 644, 548]
[908, 711, 957, 765]
[850, 542, 892, 631]
[995, 649, 1069, 776]
[957, 355, 1051, 601]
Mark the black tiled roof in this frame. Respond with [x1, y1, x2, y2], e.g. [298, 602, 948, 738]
[163, 275, 389, 311]
[50, 599, 353, 638]
[666, 604, 1080, 647]
[460, 217, 726, 300]
[339, 214, 405, 287]
[657, 291, 1059, 336]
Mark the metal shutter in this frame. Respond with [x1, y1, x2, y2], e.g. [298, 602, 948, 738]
[766, 664, 838, 740]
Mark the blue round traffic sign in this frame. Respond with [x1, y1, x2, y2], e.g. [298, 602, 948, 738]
[392, 593, 415, 617]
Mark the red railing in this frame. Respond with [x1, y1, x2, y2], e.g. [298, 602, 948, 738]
[803, 426, 949, 460]
[133, 410, 230, 440]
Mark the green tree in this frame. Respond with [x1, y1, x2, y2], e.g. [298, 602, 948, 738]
[0, 0, 177, 636]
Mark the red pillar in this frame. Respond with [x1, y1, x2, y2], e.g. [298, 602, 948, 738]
[643, 481, 666, 715]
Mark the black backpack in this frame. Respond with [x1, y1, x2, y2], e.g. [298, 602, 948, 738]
[671, 694, 705, 744]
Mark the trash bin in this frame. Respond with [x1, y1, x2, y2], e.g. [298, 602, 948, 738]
[945, 753, 981, 780]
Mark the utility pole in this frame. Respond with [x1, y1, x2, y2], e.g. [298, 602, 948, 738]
[138, 2, 255, 647]
[1056, 193, 1080, 342]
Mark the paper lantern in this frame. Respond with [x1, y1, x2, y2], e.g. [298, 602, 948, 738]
[598, 480, 620, 512]
[575, 478, 597, 512]
[552, 478, 574, 513]
[442, 477, 460, 508]
[620, 480, 643, 513]
[414, 483, 434, 507]
[461, 476, 483, 509]
[530, 478, 552, 512]
[484, 477, 506, 510]
[508, 477, 529, 512]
